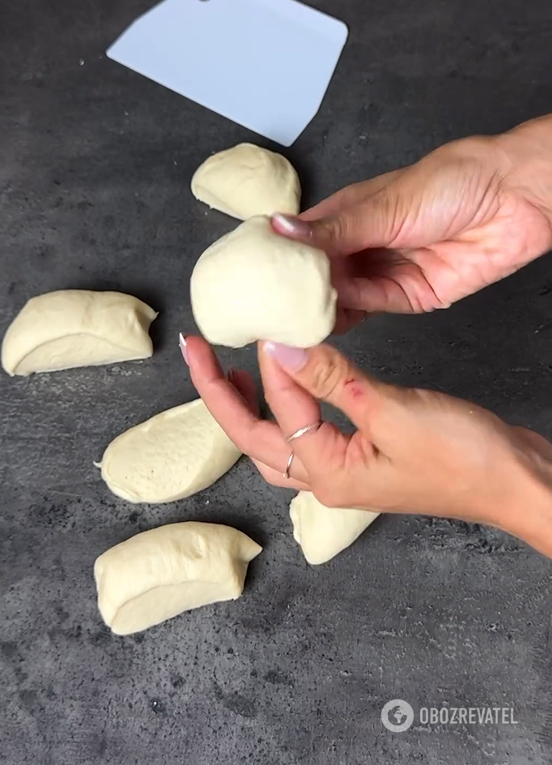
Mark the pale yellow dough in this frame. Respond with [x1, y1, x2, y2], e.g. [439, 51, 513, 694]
[98, 398, 241, 504]
[94, 522, 262, 635]
[191, 215, 336, 348]
[191, 143, 300, 220]
[290, 492, 380, 565]
[1, 290, 157, 376]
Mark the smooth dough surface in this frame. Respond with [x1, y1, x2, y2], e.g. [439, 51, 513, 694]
[191, 143, 300, 220]
[98, 398, 241, 504]
[191, 215, 337, 348]
[1, 290, 157, 376]
[95, 522, 262, 635]
[290, 492, 380, 565]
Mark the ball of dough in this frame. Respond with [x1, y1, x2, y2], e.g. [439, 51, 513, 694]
[94, 522, 262, 635]
[1, 290, 157, 376]
[98, 398, 241, 504]
[190, 215, 337, 348]
[290, 492, 380, 565]
[191, 143, 301, 220]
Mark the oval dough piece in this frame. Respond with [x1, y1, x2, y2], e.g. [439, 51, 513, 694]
[1, 290, 157, 376]
[98, 398, 241, 504]
[95, 522, 262, 635]
[191, 215, 337, 348]
[290, 492, 380, 565]
[191, 143, 300, 220]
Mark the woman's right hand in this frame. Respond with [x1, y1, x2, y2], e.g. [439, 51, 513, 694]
[185, 335, 552, 559]
[272, 114, 552, 322]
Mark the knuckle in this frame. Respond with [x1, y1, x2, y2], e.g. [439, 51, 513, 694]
[314, 215, 348, 251]
[330, 214, 350, 243]
[307, 351, 349, 401]
[371, 185, 406, 247]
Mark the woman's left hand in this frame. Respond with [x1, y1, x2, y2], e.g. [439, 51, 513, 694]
[183, 335, 552, 558]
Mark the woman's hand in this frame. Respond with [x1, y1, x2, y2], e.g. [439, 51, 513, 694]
[184, 335, 552, 558]
[272, 115, 552, 321]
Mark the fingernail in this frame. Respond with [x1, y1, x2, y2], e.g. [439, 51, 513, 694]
[271, 213, 312, 240]
[264, 342, 307, 371]
[178, 333, 189, 365]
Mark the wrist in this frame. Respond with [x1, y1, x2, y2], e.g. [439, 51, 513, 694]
[497, 114, 552, 234]
[490, 438, 552, 557]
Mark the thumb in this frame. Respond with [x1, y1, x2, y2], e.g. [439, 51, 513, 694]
[271, 184, 406, 257]
[263, 341, 393, 435]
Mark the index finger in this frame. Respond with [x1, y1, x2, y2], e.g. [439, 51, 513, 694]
[185, 336, 310, 484]
[299, 169, 402, 223]
[258, 342, 351, 479]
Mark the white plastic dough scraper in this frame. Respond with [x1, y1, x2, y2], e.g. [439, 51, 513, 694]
[107, 0, 349, 146]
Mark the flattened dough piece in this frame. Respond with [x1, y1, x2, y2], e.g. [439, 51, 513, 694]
[1, 290, 157, 376]
[95, 522, 262, 635]
[191, 215, 337, 348]
[191, 143, 300, 220]
[98, 399, 241, 504]
[290, 492, 380, 565]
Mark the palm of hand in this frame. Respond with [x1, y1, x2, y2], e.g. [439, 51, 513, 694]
[329, 148, 552, 314]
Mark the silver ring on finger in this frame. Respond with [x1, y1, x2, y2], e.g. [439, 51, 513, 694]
[283, 450, 295, 480]
[286, 420, 323, 444]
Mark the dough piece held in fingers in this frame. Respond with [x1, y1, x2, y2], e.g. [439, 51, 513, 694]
[95, 522, 262, 635]
[1, 290, 157, 376]
[191, 215, 336, 348]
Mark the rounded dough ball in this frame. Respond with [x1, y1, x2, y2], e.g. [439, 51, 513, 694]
[98, 398, 241, 504]
[191, 143, 301, 220]
[1, 290, 157, 376]
[94, 522, 262, 635]
[190, 215, 337, 348]
[290, 492, 380, 565]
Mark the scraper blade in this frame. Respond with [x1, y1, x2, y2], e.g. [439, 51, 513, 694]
[107, 0, 349, 146]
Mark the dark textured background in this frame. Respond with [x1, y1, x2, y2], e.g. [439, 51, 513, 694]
[1, 1, 552, 763]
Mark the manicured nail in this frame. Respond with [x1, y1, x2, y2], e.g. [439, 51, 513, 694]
[178, 333, 189, 365]
[271, 213, 312, 240]
[264, 342, 307, 371]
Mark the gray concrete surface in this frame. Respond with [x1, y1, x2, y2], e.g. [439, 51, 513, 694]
[1, 0, 552, 763]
